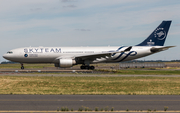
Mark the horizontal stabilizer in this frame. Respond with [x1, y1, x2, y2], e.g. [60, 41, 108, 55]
[150, 46, 175, 53]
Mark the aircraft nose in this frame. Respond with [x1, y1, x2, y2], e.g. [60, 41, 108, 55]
[3, 54, 7, 59]
[3, 54, 11, 60]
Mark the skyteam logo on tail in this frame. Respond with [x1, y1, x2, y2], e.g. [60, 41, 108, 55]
[154, 28, 166, 40]
[147, 39, 155, 46]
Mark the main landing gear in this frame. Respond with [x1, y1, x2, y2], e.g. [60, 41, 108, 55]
[21, 63, 24, 70]
[80, 65, 95, 70]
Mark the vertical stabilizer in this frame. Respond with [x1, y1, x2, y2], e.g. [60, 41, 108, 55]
[137, 21, 171, 46]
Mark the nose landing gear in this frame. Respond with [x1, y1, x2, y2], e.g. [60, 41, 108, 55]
[21, 63, 24, 70]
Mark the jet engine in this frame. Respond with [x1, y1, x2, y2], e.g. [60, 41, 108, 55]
[54, 59, 76, 68]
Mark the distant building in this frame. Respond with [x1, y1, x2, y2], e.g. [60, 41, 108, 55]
[1, 61, 18, 64]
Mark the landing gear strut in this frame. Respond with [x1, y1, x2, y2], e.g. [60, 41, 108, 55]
[80, 65, 95, 70]
[21, 63, 24, 70]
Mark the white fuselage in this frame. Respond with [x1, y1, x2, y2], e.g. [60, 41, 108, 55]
[2, 21, 173, 69]
[3, 46, 154, 64]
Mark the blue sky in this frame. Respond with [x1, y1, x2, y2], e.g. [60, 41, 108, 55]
[0, 0, 180, 62]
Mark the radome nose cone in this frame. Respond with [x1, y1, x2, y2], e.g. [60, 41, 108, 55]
[3, 54, 6, 58]
[3, 54, 8, 59]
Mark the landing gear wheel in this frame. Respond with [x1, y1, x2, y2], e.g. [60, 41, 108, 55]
[90, 66, 95, 70]
[21, 64, 24, 70]
[80, 65, 95, 70]
[21, 66, 24, 70]
[80, 66, 84, 70]
[85, 66, 89, 70]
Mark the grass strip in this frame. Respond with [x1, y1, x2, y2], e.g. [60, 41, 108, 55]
[98, 69, 180, 75]
[0, 76, 180, 95]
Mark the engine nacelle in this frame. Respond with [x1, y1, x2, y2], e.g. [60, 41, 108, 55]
[54, 59, 76, 68]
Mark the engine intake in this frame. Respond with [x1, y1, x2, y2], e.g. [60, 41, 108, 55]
[54, 59, 76, 68]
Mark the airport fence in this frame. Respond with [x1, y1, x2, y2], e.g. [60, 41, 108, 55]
[119, 62, 165, 68]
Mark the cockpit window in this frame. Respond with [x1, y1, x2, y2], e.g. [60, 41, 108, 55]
[7, 51, 13, 54]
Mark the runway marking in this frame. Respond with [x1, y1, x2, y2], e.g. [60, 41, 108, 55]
[0, 99, 180, 102]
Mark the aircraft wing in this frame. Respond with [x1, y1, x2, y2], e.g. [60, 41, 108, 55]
[55, 46, 132, 61]
[150, 46, 175, 53]
[75, 52, 115, 61]
[75, 46, 132, 61]
[56, 51, 118, 61]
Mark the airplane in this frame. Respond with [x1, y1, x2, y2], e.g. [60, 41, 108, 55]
[3, 20, 174, 70]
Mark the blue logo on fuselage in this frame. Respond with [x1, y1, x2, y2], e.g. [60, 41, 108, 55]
[24, 54, 28, 57]
[112, 46, 137, 62]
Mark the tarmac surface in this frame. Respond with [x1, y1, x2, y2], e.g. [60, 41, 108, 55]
[0, 69, 180, 112]
[1, 73, 180, 77]
[0, 95, 180, 112]
[1, 69, 180, 77]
